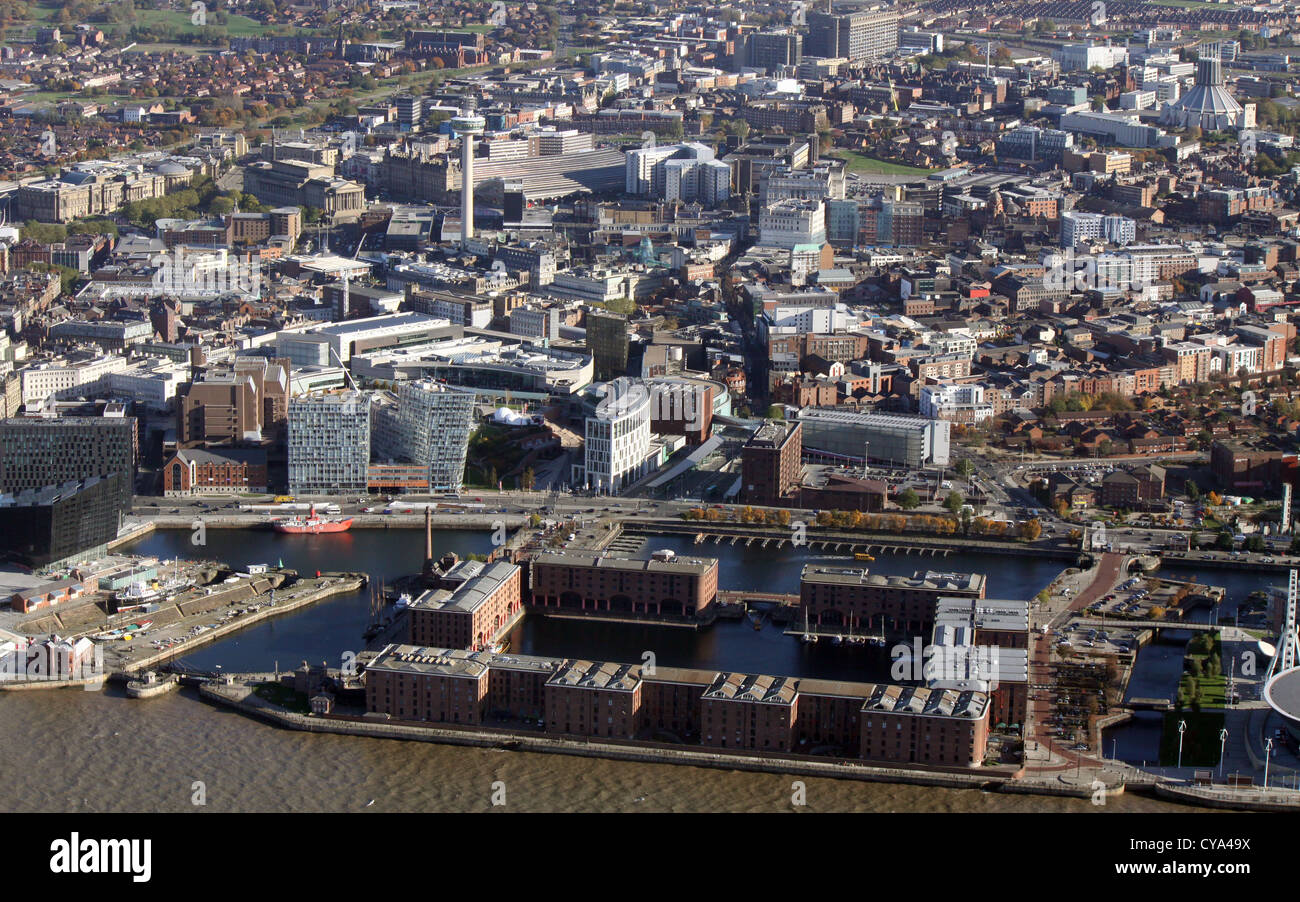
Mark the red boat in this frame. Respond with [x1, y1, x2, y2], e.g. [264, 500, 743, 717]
[271, 516, 354, 534]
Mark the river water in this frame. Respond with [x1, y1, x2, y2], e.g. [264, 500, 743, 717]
[0, 527, 1259, 813]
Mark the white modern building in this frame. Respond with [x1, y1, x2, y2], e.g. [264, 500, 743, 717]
[624, 142, 731, 204]
[1060, 211, 1137, 247]
[578, 377, 654, 493]
[919, 384, 993, 424]
[758, 198, 826, 248]
[1212, 343, 1263, 376]
[287, 391, 372, 494]
[1055, 43, 1129, 72]
[765, 304, 856, 335]
[1059, 110, 1165, 148]
[20, 355, 130, 405]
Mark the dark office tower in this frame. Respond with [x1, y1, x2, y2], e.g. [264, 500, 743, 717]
[805, 9, 899, 62]
[586, 310, 630, 382]
[0, 474, 125, 567]
[503, 178, 525, 224]
[395, 94, 422, 132]
[0, 416, 136, 512]
[746, 29, 803, 74]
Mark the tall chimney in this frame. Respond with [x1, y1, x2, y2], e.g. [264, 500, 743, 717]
[422, 506, 434, 578]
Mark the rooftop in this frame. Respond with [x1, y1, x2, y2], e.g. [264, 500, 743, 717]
[531, 552, 717, 575]
[934, 597, 1030, 633]
[409, 561, 517, 615]
[548, 659, 640, 691]
[802, 565, 985, 594]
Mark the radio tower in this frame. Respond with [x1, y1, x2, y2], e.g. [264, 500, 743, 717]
[1266, 569, 1299, 681]
[450, 99, 485, 246]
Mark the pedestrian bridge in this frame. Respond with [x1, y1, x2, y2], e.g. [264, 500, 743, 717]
[1073, 617, 1219, 633]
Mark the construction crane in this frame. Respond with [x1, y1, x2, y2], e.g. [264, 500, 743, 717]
[327, 304, 359, 392]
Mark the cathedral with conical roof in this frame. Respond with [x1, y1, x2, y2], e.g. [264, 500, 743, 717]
[1159, 53, 1246, 132]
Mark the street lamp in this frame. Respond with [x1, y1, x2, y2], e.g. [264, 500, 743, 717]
[1177, 720, 1187, 770]
[1265, 737, 1275, 789]
[1219, 727, 1228, 780]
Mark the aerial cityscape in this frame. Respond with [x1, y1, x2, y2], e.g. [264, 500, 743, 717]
[1, 0, 1300, 849]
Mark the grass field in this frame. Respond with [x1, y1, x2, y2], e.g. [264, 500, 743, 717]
[121, 42, 211, 55]
[21, 91, 139, 106]
[825, 151, 938, 176]
[1150, 0, 1230, 9]
[135, 9, 301, 37]
[1179, 673, 1228, 707]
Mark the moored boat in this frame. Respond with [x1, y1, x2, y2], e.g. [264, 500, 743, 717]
[271, 516, 354, 534]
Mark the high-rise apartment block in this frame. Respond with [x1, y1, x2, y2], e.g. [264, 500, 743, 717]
[376, 381, 477, 492]
[0, 415, 136, 512]
[806, 9, 899, 62]
[287, 391, 371, 495]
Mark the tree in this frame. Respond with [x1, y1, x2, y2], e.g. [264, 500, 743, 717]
[1020, 518, 1043, 541]
[943, 491, 964, 514]
[23, 220, 66, 244]
[954, 458, 974, 478]
[1215, 529, 1234, 551]
[724, 118, 750, 141]
[29, 263, 79, 296]
[898, 487, 920, 510]
[521, 468, 535, 491]
[1186, 480, 1201, 502]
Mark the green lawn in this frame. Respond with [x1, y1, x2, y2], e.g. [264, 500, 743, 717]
[133, 9, 305, 38]
[1179, 673, 1228, 707]
[1150, 0, 1230, 8]
[121, 42, 212, 56]
[15, 1, 64, 24]
[825, 152, 939, 177]
[1175, 632, 1228, 710]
